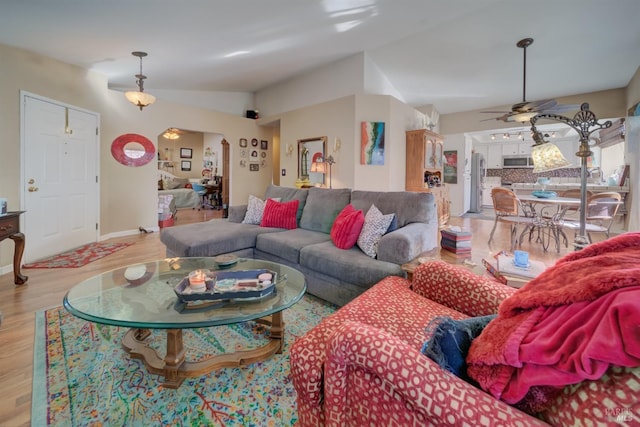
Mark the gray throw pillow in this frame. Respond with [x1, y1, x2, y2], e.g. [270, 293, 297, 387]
[242, 195, 280, 225]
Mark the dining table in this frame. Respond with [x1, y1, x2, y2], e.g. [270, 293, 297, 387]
[516, 195, 581, 253]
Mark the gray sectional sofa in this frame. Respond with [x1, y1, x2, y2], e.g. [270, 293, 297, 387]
[160, 185, 439, 306]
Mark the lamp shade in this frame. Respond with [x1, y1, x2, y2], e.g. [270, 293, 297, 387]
[125, 91, 156, 109]
[310, 161, 326, 173]
[531, 143, 571, 173]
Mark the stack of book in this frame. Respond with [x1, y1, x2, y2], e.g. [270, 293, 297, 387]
[481, 254, 546, 288]
[440, 229, 472, 254]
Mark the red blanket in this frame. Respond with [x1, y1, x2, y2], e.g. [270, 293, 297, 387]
[467, 232, 640, 411]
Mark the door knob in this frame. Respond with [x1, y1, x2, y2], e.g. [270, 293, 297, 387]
[28, 186, 39, 192]
[28, 179, 35, 184]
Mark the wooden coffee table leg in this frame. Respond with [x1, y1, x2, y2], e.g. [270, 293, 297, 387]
[270, 311, 284, 353]
[122, 313, 286, 389]
[122, 328, 188, 389]
[163, 329, 186, 388]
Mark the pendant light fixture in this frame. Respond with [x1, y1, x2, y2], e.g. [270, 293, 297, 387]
[125, 51, 156, 110]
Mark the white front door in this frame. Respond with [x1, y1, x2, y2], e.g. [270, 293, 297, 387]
[21, 93, 99, 262]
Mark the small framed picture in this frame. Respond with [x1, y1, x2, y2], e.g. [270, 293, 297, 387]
[251, 138, 259, 147]
[180, 148, 192, 159]
[240, 138, 248, 147]
[181, 160, 191, 171]
[250, 163, 259, 172]
[250, 150, 258, 159]
[260, 140, 268, 150]
[240, 159, 247, 167]
[261, 151, 267, 158]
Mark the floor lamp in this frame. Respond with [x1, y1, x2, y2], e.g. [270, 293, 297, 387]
[311, 155, 336, 188]
[530, 103, 612, 250]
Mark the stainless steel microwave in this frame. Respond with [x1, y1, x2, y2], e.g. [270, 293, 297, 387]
[502, 155, 534, 168]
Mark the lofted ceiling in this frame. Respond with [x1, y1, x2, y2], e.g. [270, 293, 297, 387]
[0, 0, 639, 115]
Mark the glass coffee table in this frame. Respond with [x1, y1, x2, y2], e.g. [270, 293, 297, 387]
[63, 257, 306, 388]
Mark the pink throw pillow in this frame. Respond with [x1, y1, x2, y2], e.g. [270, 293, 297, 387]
[260, 199, 299, 229]
[330, 204, 365, 249]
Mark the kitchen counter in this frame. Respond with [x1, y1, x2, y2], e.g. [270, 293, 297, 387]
[511, 183, 629, 193]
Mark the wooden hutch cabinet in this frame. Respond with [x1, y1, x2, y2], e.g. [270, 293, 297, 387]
[405, 129, 450, 228]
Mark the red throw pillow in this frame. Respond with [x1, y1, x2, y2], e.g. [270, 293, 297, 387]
[260, 199, 299, 229]
[330, 204, 365, 249]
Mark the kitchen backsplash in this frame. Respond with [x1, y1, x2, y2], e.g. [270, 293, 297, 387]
[487, 167, 581, 183]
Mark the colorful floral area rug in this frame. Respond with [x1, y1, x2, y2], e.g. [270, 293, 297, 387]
[23, 242, 134, 268]
[32, 295, 336, 426]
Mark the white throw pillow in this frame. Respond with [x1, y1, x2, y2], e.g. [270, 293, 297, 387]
[357, 204, 395, 258]
[242, 195, 280, 225]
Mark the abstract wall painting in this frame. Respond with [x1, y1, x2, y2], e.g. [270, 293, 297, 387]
[360, 122, 385, 165]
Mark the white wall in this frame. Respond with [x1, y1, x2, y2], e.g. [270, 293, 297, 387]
[442, 133, 466, 215]
[256, 54, 365, 118]
[134, 89, 255, 117]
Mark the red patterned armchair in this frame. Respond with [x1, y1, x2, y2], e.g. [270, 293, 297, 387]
[290, 260, 640, 426]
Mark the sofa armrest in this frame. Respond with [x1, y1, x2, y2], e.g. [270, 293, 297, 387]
[322, 321, 546, 426]
[377, 222, 438, 264]
[412, 260, 516, 317]
[227, 204, 247, 223]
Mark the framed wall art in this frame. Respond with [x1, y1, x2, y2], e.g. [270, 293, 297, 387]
[240, 138, 248, 148]
[360, 121, 385, 165]
[443, 150, 458, 184]
[260, 140, 268, 150]
[181, 160, 192, 171]
[250, 163, 259, 172]
[180, 148, 192, 159]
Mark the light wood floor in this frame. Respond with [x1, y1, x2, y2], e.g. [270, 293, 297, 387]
[0, 208, 581, 426]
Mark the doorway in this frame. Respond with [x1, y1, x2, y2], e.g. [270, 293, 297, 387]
[21, 92, 100, 262]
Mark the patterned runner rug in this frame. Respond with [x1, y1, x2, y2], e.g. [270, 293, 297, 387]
[32, 295, 336, 426]
[23, 242, 134, 268]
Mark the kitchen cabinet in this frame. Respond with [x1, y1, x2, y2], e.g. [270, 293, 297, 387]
[487, 144, 503, 169]
[405, 129, 449, 227]
[502, 142, 532, 156]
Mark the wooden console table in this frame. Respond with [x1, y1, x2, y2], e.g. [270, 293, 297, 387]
[0, 211, 28, 285]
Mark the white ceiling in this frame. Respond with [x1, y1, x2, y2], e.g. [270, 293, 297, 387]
[1, 0, 639, 115]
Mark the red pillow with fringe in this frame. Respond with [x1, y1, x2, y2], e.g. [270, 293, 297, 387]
[330, 204, 365, 249]
[260, 199, 299, 229]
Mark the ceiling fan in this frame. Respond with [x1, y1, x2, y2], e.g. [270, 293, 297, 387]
[482, 38, 579, 122]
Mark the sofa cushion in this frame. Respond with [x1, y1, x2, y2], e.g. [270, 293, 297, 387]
[256, 229, 331, 264]
[357, 204, 394, 258]
[330, 204, 365, 249]
[160, 219, 282, 257]
[264, 184, 309, 224]
[260, 199, 299, 229]
[300, 241, 404, 287]
[422, 315, 496, 381]
[351, 190, 435, 228]
[299, 187, 351, 234]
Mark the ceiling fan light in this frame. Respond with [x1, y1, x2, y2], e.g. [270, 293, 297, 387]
[511, 111, 538, 122]
[531, 142, 571, 173]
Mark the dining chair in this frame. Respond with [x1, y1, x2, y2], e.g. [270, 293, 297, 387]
[488, 188, 535, 250]
[556, 188, 593, 221]
[191, 183, 209, 210]
[562, 192, 622, 242]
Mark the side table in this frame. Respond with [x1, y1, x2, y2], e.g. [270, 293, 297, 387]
[401, 248, 485, 282]
[0, 211, 28, 285]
